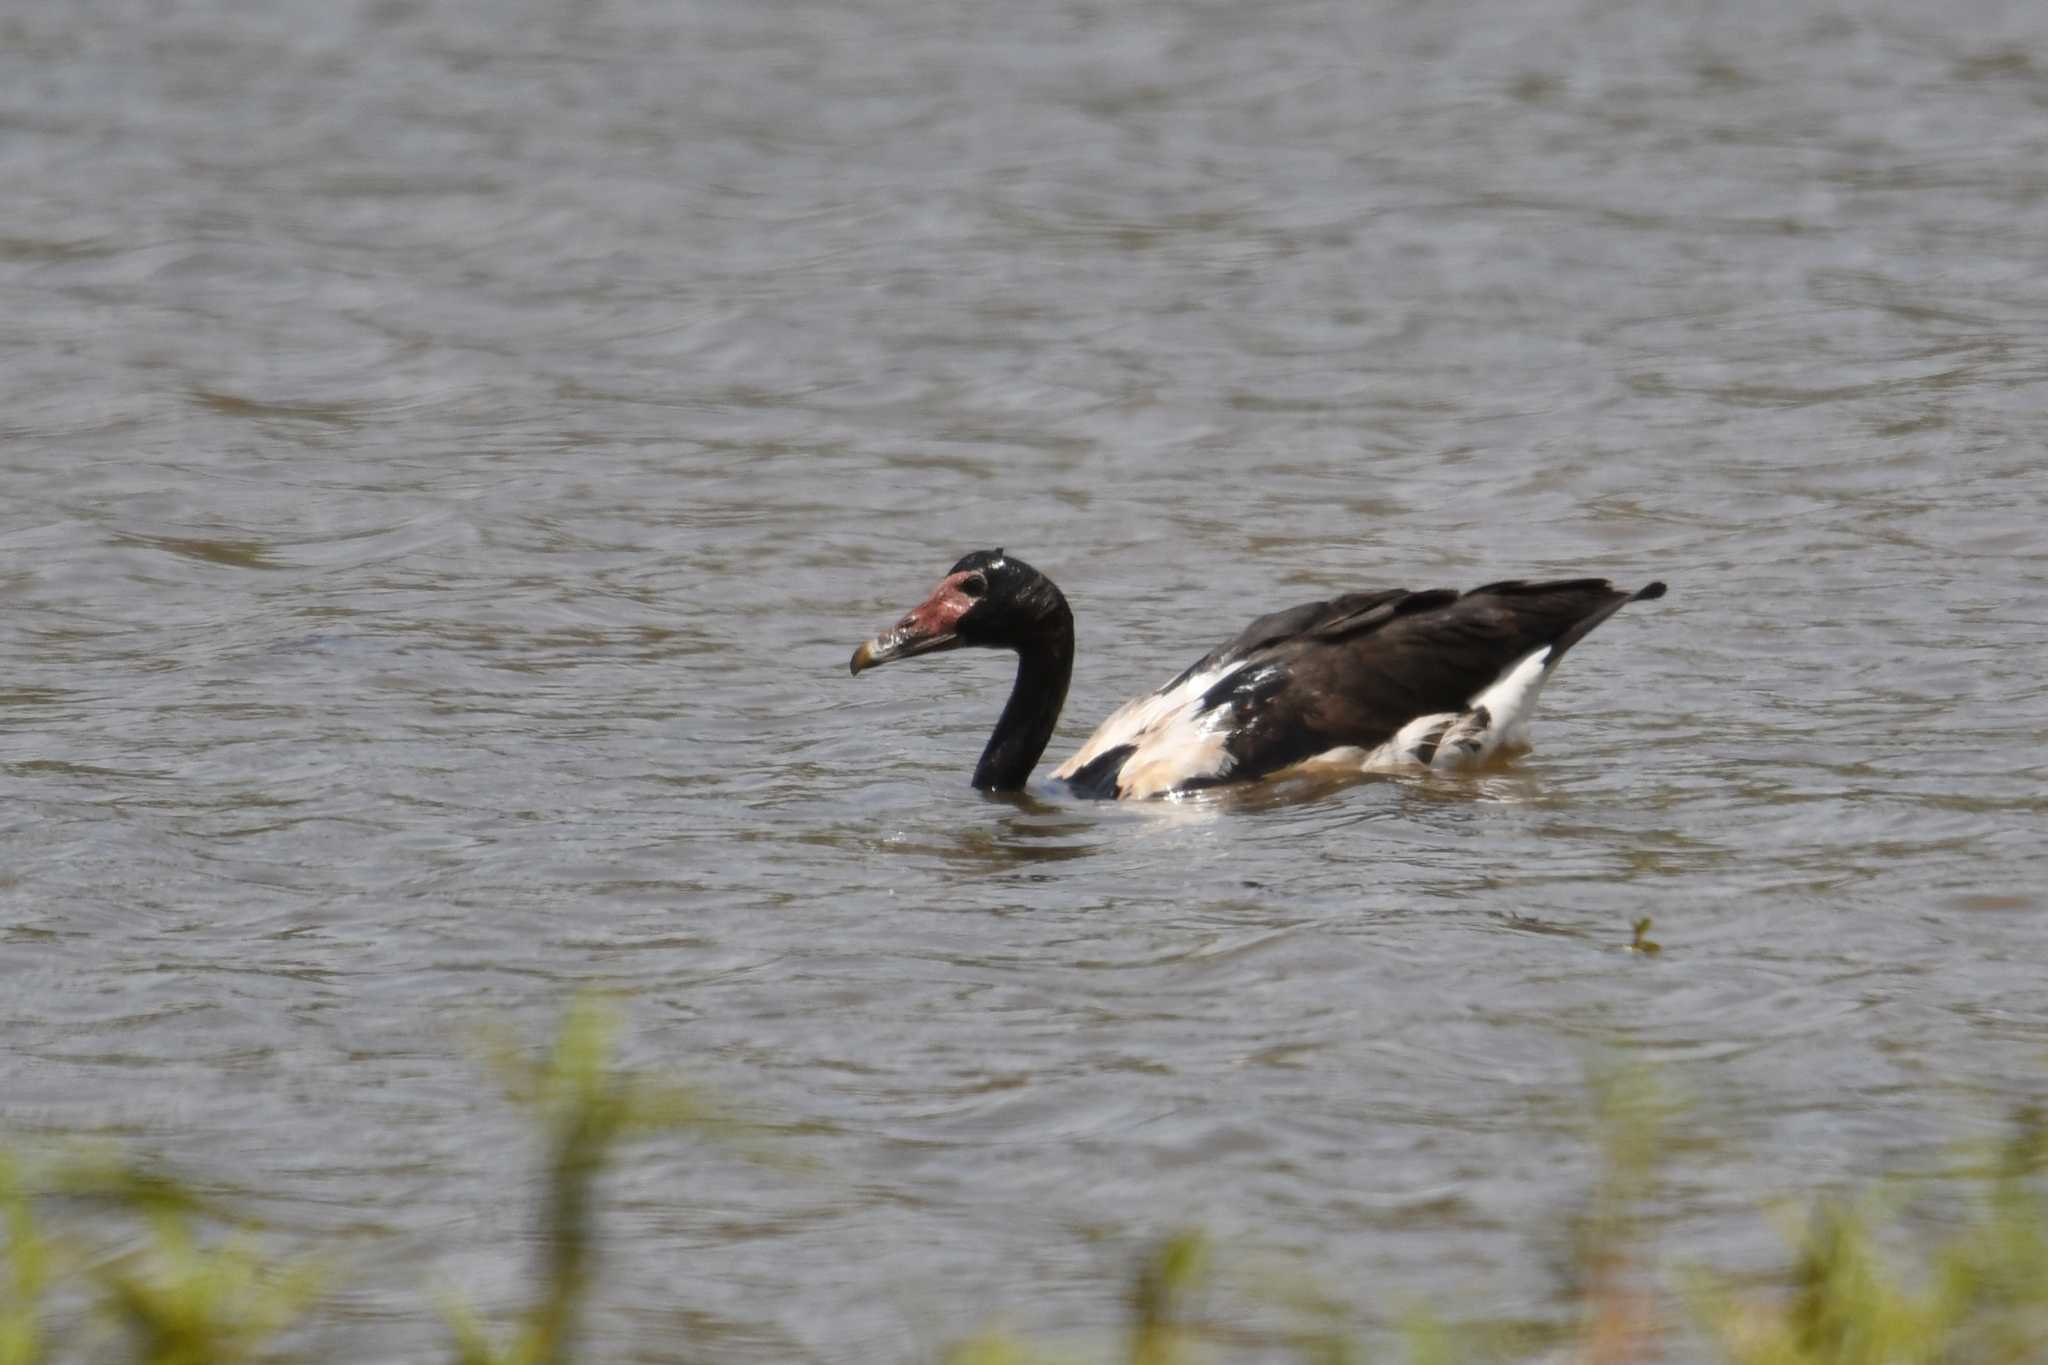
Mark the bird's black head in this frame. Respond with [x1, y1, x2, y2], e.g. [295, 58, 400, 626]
[850, 549, 1070, 674]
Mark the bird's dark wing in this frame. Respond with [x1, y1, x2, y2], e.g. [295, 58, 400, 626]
[1156, 587, 1422, 690]
[1207, 579, 1660, 784]
[1054, 578, 1663, 797]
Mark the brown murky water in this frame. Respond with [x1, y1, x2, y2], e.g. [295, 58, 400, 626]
[4, 0, 2046, 1358]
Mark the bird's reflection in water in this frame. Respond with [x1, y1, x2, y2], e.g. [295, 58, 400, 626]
[1120, 762, 1555, 818]
[880, 789, 1111, 872]
[875, 760, 1563, 876]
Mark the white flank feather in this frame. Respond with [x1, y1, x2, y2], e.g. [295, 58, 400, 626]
[1051, 660, 1250, 792]
[1282, 645, 1562, 779]
[1428, 644, 1556, 771]
[1364, 713, 1457, 769]
[1113, 720, 1235, 798]
[1464, 645, 1553, 751]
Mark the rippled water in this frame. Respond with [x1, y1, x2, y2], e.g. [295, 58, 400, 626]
[5, 0, 2047, 1358]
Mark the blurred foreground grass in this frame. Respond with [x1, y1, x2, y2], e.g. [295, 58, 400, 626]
[4, 1000, 2044, 1364]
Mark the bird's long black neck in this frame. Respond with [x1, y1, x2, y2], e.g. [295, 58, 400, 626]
[972, 609, 1074, 792]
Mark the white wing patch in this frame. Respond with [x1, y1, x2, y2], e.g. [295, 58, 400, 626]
[1051, 659, 1251, 796]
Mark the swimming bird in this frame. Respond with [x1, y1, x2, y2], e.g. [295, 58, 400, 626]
[850, 550, 1667, 799]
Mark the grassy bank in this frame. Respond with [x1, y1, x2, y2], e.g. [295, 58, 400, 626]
[4, 1000, 2044, 1364]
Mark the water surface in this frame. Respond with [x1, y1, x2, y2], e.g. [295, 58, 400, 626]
[4, 0, 2046, 1358]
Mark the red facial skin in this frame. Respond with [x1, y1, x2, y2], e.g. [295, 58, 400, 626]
[850, 571, 979, 674]
[899, 572, 977, 639]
